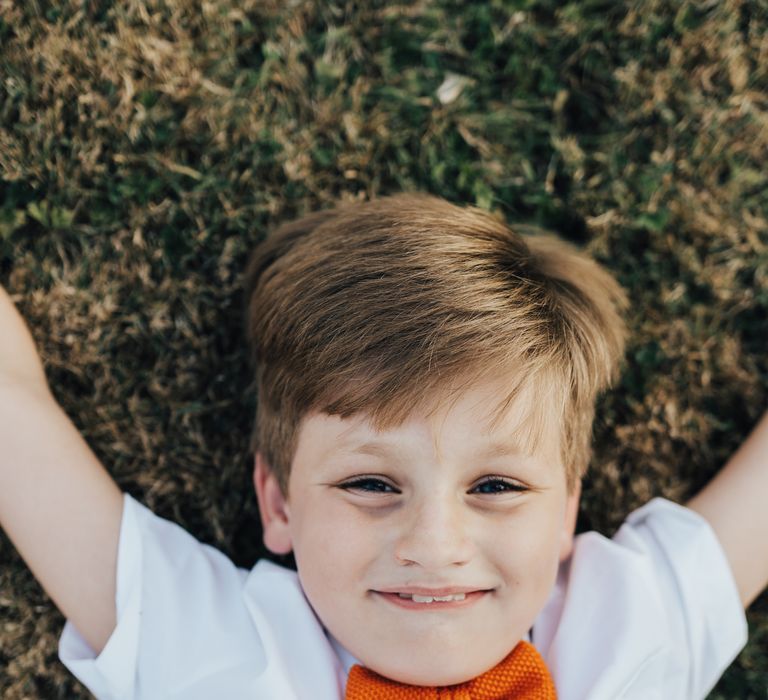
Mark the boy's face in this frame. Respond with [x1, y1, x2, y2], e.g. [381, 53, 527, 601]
[255, 380, 579, 686]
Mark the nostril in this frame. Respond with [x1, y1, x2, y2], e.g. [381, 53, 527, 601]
[393, 527, 474, 568]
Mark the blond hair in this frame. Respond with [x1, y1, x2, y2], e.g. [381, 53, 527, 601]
[245, 194, 627, 494]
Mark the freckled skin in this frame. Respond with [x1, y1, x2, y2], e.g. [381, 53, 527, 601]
[256, 381, 578, 687]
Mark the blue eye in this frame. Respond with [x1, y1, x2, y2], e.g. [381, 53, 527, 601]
[339, 477, 399, 494]
[471, 478, 527, 495]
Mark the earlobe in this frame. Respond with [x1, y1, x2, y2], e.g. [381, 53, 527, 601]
[253, 454, 293, 555]
[559, 480, 581, 562]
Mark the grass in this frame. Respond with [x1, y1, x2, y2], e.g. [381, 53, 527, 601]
[1, 1, 767, 697]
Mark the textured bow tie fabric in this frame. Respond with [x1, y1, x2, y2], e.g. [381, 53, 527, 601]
[345, 640, 557, 699]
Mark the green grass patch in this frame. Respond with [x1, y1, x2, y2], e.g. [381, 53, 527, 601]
[1, 1, 767, 696]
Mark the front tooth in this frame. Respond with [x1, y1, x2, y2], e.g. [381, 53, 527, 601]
[412, 594, 434, 603]
[399, 592, 469, 603]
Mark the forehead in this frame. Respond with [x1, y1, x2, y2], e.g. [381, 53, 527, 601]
[296, 377, 563, 466]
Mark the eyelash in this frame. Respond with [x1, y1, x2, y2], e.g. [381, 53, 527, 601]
[472, 477, 528, 495]
[337, 476, 527, 495]
[339, 477, 399, 494]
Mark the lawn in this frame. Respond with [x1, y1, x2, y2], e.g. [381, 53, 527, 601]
[1, 1, 767, 697]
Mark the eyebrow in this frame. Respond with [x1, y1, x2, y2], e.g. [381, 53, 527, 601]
[345, 439, 528, 459]
[482, 441, 528, 458]
[348, 442, 396, 457]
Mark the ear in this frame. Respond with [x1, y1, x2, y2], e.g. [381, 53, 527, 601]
[559, 479, 581, 562]
[253, 453, 293, 555]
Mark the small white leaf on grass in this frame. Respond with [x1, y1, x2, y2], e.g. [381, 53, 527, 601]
[436, 73, 471, 105]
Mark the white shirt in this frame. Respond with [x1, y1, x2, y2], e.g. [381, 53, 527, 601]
[59, 495, 747, 699]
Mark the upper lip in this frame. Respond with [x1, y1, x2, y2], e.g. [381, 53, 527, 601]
[374, 586, 490, 596]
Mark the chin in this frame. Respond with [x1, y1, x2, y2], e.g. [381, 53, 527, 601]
[362, 653, 503, 687]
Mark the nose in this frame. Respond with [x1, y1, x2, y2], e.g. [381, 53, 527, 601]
[393, 492, 475, 569]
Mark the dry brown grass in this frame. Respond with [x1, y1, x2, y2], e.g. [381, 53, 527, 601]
[1, 1, 766, 697]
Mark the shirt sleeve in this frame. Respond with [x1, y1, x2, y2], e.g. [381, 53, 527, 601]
[536, 498, 748, 700]
[58, 493, 267, 700]
[620, 498, 748, 698]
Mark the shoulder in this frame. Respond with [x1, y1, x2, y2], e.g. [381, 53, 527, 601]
[533, 498, 747, 700]
[60, 494, 345, 699]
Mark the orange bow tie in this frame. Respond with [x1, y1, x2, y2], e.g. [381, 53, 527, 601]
[345, 640, 556, 700]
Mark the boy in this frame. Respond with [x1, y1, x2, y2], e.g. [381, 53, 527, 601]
[0, 193, 766, 699]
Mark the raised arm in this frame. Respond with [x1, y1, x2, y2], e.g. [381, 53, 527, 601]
[0, 285, 123, 653]
[687, 411, 768, 608]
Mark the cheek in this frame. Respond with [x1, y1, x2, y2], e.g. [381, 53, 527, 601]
[527, 515, 566, 591]
[291, 500, 375, 585]
[489, 505, 565, 582]
[290, 501, 335, 563]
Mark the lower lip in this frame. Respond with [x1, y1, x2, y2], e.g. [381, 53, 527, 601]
[374, 591, 488, 610]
